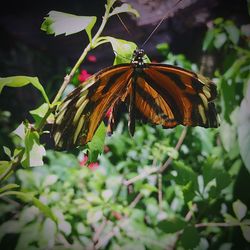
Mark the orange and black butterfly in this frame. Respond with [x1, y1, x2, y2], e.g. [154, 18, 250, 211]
[53, 48, 219, 149]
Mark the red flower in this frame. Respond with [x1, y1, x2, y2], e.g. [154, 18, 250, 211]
[78, 69, 91, 83]
[79, 154, 88, 166]
[88, 162, 99, 171]
[79, 154, 99, 171]
[87, 55, 97, 62]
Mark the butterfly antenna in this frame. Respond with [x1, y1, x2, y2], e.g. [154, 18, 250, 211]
[141, 0, 183, 48]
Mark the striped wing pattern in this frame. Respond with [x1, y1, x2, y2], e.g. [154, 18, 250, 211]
[53, 63, 218, 149]
[53, 65, 133, 149]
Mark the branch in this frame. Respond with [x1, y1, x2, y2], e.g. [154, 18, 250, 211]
[195, 221, 250, 228]
[124, 127, 188, 185]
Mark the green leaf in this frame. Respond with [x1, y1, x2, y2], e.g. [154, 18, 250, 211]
[233, 200, 247, 221]
[0, 183, 19, 193]
[202, 28, 216, 51]
[241, 220, 250, 242]
[174, 161, 197, 186]
[180, 226, 200, 249]
[215, 170, 231, 191]
[224, 21, 240, 44]
[38, 218, 56, 248]
[102, 36, 138, 64]
[0, 190, 56, 222]
[214, 32, 227, 49]
[109, 3, 140, 18]
[41, 11, 97, 37]
[21, 130, 46, 167]
[87, 122, 106, 162]
[158, 216, 187, 233]
[0, 76, 49, 104]
[13, 122, 26, 140]
[30, 103, 50, 125]
[3, 146, 11, 158]
[237, 83, 250, 173]
[0, 220, 23, 242]
[0, 161, 12, 175]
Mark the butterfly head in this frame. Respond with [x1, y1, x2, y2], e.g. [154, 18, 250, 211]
[132, 48, 145, 68]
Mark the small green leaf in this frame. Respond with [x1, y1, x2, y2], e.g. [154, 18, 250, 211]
[180, 226, 200, 249]
[22, 130, 46, 167]
[109, 3, 140, 18]
[87, 122, 106, 162]
[214, 32, 227, 49]
[233, 200, 247, 221]
[13, 122, 26, 140]
[237, 83, 250, 173]
[215, 170, 231, 191]
[241, 220, 250, 242]
[202, 28, 216, 51]
[158, 216, 187, 233]
[224, 22, 240, 44]
[30, 103, 50, 125]
[0, 76, 49, 103]
[41, 11, 97, 37]
[3, 146, 11, 158]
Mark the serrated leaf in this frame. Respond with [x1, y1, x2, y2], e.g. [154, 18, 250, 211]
[0, 76, 49, 103]
[237, 83, 250, 173]
[158, 216, 187, 233]
[41, 11, 97, 37]
[233, 200, 247, 221]
[87, 122, 106, 162]
[180, 226, 200, 249]
[109, 3, 140, 18]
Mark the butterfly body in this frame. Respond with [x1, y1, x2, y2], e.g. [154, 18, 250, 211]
[53, 49, 219, 149]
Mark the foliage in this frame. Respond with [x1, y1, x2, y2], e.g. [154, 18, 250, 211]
[0, 1, 250, 249]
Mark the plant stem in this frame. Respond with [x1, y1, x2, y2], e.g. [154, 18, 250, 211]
[37, 3, 111, 132]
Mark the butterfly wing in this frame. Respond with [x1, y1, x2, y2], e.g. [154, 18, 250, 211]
[53, 64, 133, 149]
[133, 63, 219, 128]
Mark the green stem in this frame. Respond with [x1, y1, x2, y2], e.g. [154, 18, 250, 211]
[37, 2, 112, 132]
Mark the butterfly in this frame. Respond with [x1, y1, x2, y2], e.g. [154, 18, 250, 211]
[52, 48, 219, 149]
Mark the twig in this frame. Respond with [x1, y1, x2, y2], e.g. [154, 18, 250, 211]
[158, 173, 163, 209]
[93, 218, 108, 244]
[129, 192, 143, 209]
[124, 127, 188, 185]
[159, 127, 187, 173]
[195, 221, 250, 228]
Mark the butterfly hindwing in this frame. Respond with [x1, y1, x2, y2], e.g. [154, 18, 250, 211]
[134, 63, 219, 128]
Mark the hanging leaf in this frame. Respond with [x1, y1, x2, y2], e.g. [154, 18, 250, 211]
[87, 122, 106, 162]
[41, 11, 97, 38]
[109, 3, 140, 18]
[233, 200, 247, 221]
[0, 76, 49, 104]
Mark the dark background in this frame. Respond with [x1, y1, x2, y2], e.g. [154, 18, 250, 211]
[0, 0, 249, 124]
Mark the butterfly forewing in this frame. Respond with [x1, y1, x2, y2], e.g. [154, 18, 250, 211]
[53, 64, 133, 149]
